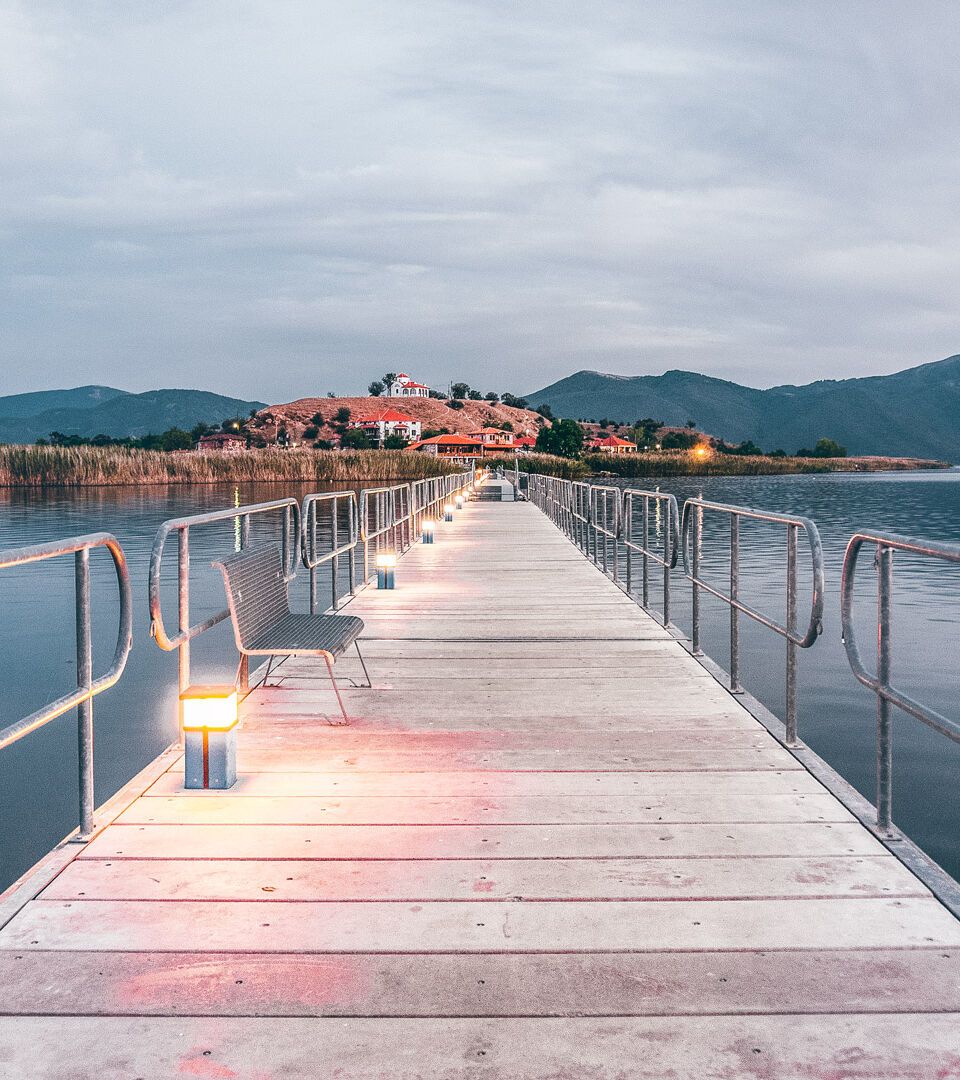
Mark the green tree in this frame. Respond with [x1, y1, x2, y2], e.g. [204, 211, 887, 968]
[303, 425, 320, 440]
[812, 437, 847, 458]
[536, 403, 555, 420]
[313, 439, 334, 450]
[158, 428, 193, 452]
[368, 380, 385, 397]
[468, 389, 483, 400]
[661, 430, 698, 450]
[334, 406, 351, 423]
[485, 391, 500, 402]
[446, 399, 465, 410]
[382, 372, 397, 389]
[535, 418, 584, 458]
[450, 382, 471, 399]
[340, 428, 371, 450]
[686, 419, 697, 429]
[382, 434, 409, 450]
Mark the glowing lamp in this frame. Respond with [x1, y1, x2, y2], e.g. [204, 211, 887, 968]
[376, 550, 397, 589]
[422, 519, 436, 544]
[181, 685, 238, 790]
[443, 503, 454, 522]
[455, 494, 464, 510]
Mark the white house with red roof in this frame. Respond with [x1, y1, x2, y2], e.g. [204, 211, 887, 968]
[587, 434, 638, 454]
[389, 372, 431, 398]
[350, 408, 421, 445]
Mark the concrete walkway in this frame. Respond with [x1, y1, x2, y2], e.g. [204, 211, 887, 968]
[1, 500, 959, 1077]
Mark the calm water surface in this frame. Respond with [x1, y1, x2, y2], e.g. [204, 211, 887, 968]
[0, 472, 958, 889]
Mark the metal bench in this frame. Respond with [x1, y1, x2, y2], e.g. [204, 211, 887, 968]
[213, 542, 369, 725]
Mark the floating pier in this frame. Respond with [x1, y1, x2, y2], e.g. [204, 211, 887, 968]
[1, 492, 959, 1077]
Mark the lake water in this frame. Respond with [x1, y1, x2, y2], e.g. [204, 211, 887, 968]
[1, 472, 958, 890]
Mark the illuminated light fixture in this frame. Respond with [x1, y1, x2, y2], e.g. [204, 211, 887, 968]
[181, 685, 239, 790]
[693, 444, 711, 460]
[376, 550, 397, 589]
[455, 494, 465, 510]
[422, 519, 436, 544]
[443, 503, 454, 522]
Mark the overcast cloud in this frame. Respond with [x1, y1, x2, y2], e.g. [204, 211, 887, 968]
[2, 1, 959, 401]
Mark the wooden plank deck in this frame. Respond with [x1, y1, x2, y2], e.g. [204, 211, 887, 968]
[2, 497, 960, 1078]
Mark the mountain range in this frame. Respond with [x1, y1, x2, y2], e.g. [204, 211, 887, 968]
[0, 387, 268, 445]
[527, 355, 960, 460]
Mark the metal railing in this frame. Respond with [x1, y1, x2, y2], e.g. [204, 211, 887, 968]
[149, 498, 301, 712]
[0, 533, 132, 838]
[588, 485, 621, 579]
[841, 530, 960, 835]
[359, 484, 412, 580]
[622, 488, 681, 625]
[680, 498, 824, 745]
[301, 491, 358, 612]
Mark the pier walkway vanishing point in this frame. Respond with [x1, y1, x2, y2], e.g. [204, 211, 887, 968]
[2, 488, 960, 1077]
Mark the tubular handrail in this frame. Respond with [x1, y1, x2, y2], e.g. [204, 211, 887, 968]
[680, 497, 824, 743]
[841, 529, 960, 834]
[0, 532, 133, 838]
[301, 491, 359, 612]
[148, 497, 301, 711]
[622, 488, 681, 625]
[588, 484, 622, 579]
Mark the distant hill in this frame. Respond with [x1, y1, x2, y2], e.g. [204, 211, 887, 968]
[527, 355, 960, 459]
[0, 385, 128, 419]
[0, 389, 268, 445]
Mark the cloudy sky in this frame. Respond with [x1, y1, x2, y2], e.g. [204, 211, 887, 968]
[2, 1, 959, 402]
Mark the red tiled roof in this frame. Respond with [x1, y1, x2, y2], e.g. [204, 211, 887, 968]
[514, 435, 537, 446]
[589, 435, 636, 448]
[355, 408, 418, 424]
[407, 434, 484, 450]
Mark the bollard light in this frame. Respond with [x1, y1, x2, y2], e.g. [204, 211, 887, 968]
[376, 550, 397, 589]
[422, 519, 436, 544]
[181, 685, 239, 790]
[443, 503, 454, 522]
[455, 494, 464, 510]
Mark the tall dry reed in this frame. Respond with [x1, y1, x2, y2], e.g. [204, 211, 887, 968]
[0, 446, 460, 488]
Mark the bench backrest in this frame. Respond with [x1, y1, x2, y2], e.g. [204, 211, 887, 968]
[213, 543, 290, 650]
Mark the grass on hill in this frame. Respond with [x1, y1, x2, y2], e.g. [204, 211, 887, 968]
[0, 446, 460, 488]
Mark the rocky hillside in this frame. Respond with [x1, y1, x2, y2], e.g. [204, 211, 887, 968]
[251, 396, 547, 444]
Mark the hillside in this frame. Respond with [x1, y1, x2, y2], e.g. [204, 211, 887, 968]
[0, 389, 268, 445]
[250, 395, 546, 445]
[527, 355, 960, 460]
[0, 385, 128, 419]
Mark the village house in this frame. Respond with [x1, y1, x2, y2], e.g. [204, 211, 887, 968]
[471, 427, 516, 450]
[513, 435, 537, 452]
[196, 432, 247, 453]
[389, 372, 431, 398]
[587, 434, 638, 454]
[349, 408, 421, 445]
[405, 433, 484, 464]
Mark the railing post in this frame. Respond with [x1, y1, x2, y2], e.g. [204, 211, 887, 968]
[642, 499, 650, 609]
[75, 548, 94, 840]
[662, 505, 671, 627]
[331, 500, 339, 612]
[691, 505, 703, 656]
[877, 543, 894, 835]
[729, 515, 742, 693]
[349, 498, 357, 595]
[177, 528, 191, 731]
[785, 522, 799, 745]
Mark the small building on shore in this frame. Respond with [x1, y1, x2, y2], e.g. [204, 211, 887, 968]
[196, 432, 247, 453]
[587, 434, 638, 454]
[406, 433, 484, 464]
[471, 427, 516, 451]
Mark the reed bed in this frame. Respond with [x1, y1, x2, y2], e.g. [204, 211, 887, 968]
[582, 451, 949, 478]
[483, 453, 589, 479]
[0, 446, 460, 488]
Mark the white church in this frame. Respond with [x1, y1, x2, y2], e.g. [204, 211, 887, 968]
[389, 373, 432, 398]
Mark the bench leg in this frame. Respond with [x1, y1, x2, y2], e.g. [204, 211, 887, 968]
[323, 652, 349, 725]
[354, 640, 372, 688]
